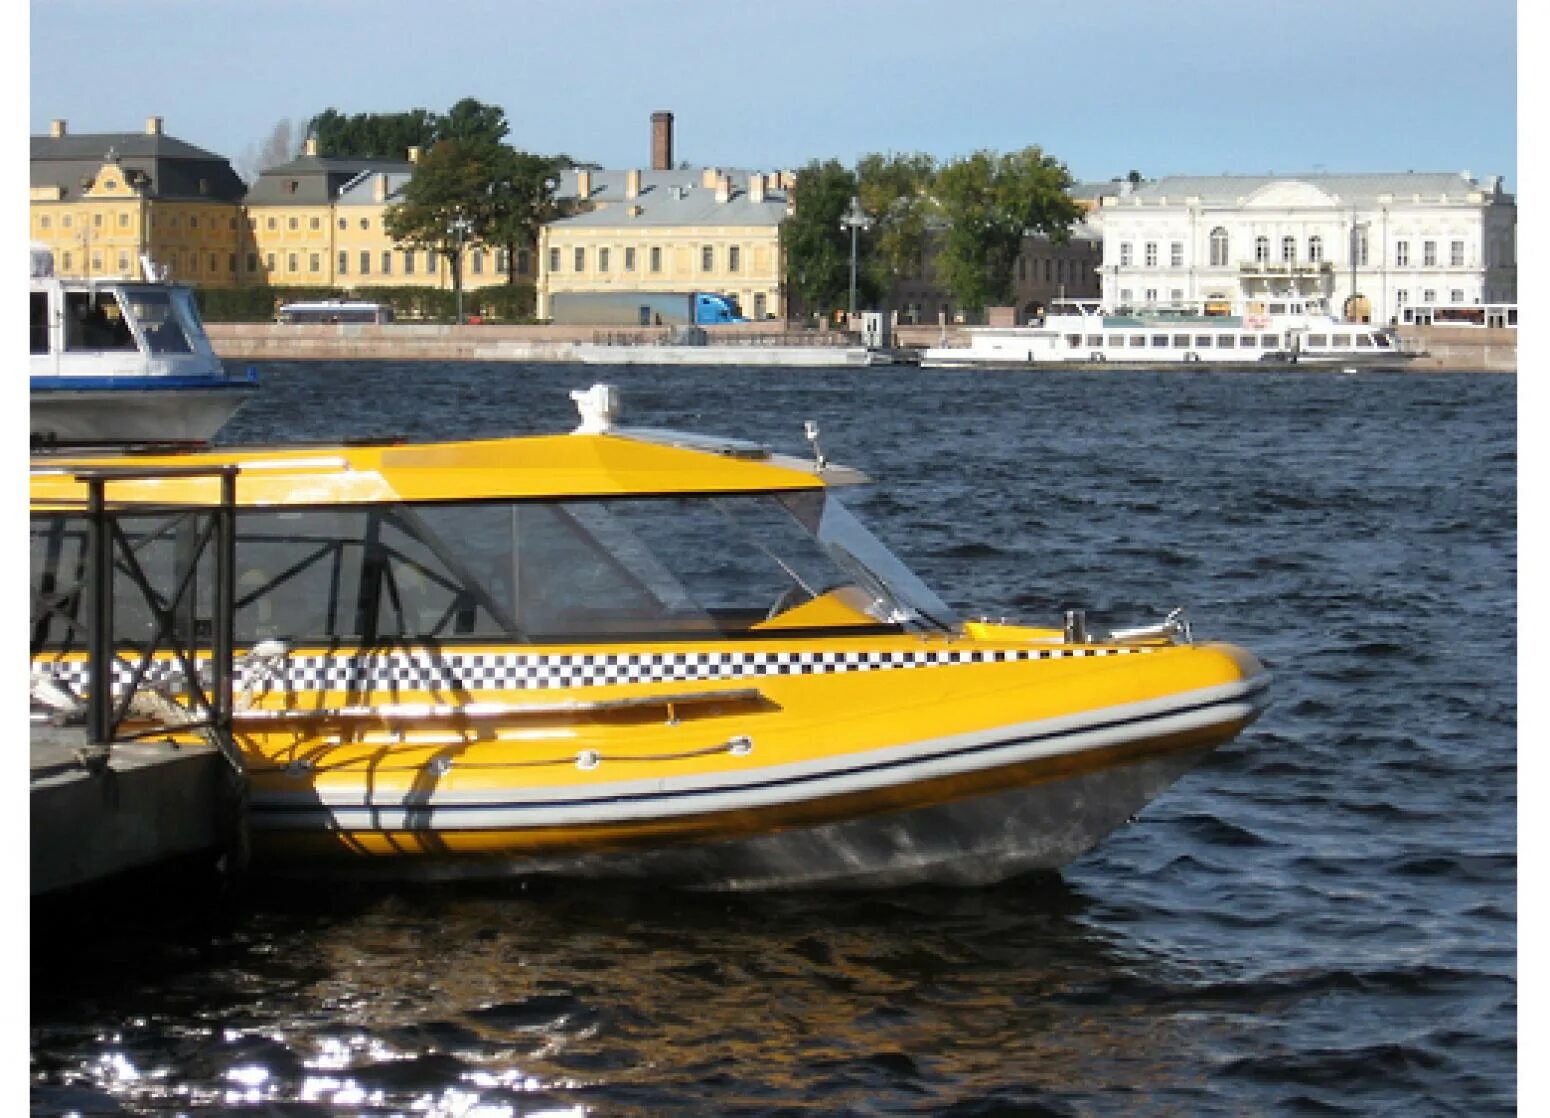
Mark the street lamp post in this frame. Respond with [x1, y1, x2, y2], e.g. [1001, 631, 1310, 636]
[839, 195, 871, 322]
[448, 213, 473, 324]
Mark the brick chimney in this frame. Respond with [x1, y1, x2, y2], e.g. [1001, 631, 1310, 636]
[576, 169, 592, 200]
[145, 116, 163, 136]
[626, 169, 641, 199]
[50, 119, 67, 138]
[651, 110, 673, 171]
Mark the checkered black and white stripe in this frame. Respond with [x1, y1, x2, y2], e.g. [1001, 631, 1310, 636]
[34, 644, 1150, 697]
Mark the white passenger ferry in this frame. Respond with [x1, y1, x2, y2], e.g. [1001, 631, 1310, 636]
[921, 298, 1418, 370]
[30, 246, 258, 447]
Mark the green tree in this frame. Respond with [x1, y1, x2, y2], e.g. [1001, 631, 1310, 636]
[485, 148, 571, 286]
[307, 98, 510, 160]
[855, 152, 937, 297]
[781, 160, 880, 319]
[932, 146, 1084, 314]
[383, 139, 502, 320]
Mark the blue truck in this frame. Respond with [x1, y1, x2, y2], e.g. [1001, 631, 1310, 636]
[548, 291, 746, 327]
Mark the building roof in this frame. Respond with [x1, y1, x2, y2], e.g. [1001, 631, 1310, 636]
[553, 167, 791, 229]
[30, 126, 246, 203]
[243, 153, 414, 205]
[1111, 171, 1511, 206]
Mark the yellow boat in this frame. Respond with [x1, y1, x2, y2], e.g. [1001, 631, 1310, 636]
[29, 384, 1269, 890]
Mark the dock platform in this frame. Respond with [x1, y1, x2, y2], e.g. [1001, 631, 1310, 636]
[31, 724, 225, 896]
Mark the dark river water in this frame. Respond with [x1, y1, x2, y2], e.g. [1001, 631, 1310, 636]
[32, 361, 1516, 1115]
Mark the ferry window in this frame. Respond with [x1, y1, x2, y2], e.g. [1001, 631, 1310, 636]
[30, 291, 49, 354]
[1171, 334, 1189, 348]
[1238, 336, 1255, 348]
[1065, 334, 1082, 349]
[1085, 335, 1103, 348]
[1150, 334, 1168, 348]
[1209, 228, 1228, 266]
[1261, 335, 1280, 348]
[63, 291, 136, 352]
[1356, 334, 1373, 347]
[1129, 335, 1146, 348]
[1108, 335, 1125, 347]
[1216, 335, 1234, 348]
[1268, 303, 1286, 314]
[1194, 335, 1212, 347]
[122, 289, 193, 354]
[1307, 334, 1328, 347]
[1331, 334, 1352, 347]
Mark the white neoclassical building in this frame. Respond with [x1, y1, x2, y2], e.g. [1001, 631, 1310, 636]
[1091, 172, 1516, 325]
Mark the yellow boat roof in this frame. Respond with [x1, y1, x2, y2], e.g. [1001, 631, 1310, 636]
[29, 429, 867, 511]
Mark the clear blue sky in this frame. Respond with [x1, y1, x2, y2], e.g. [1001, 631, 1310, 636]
[25, 0, 1519, 190]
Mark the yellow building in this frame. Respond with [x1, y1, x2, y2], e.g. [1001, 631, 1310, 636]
[29, 117, 246, 286]
[539, 163, 791, 322]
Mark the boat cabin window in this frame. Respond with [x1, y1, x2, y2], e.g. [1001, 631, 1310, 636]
[63, 291, 137, 352]
[30, 492, 956, 651]
[1150, 334, 1168, 348]
[121, 289, 196, 355]
[1356, 334, 1374, 348]
[1216, 335, 1234, 348]
[1306, 334, 1327, 347]
[1261, 335, 1280, 348]
[1331, 334, 1352, 347]
[1193, 335, 1212, 348]
[1128, 335, 1146, 348]
[30, 291, 49, 355]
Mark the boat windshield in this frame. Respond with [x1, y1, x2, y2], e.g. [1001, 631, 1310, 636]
[29, 491, 959, 650]
[120, 287, 203, 355]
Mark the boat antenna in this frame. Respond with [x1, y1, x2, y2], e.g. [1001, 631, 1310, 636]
[803, 420, 826, 470]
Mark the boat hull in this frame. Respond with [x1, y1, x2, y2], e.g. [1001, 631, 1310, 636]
[232, 650, 1268, 889]
[31, 381, 258, 445]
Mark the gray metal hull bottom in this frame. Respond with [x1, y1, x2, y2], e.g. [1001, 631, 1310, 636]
[265, 747, 1211, 892]
[31, 385, 255, 445]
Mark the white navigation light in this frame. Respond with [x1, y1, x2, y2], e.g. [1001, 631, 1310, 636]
[571, 383, 621, 433]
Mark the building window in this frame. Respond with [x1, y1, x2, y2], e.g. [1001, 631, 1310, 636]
[309, 253, 320, 273]
[1169, 242, 1183, 267]
[1396, 240, 1409, 266]
[62, 252, 72, 271]
[404, 252, 415, 275]
[360, 251, 370, 275]
[701, 246, 714, 272]
[118, 251, 130, 273]
[288, 217, 299, 231]
[574, 247, 585, 272]
[246, 253, 257, 272]
[287, 253, 298, 273]
[1170, 289, 1183, 303]
[598, 247, 610, 273]
[1119, 288, 1132, 305]
[120, 213, 129, 228]
[496, 249, 509, 273]
[1422, 288, 1436, 303]
[471, 250, 483, 275]
[338, 218, 347, 230]
[40, 216, 50, 229]
[1451, 289, 1465, 303]
[427, 251, 438, 274]
[1308, 235, 1323, 263]
[93, 213, 103, 228]
[1356, 231, 1369, 266]
[360, 218, 370, 230]
[729, 245, 741, 273]
[1144, 242, 1157, 267]
[266, 253, 275, 272]
[382, 251, 393, 275]
[310, 216, 321, 230]
[754, 292, 767, 318]
[1451, 240, 1465, 266]
[1144, 288, 1158, 305]
[1395, 289, 1408, 306]
[549, 248, 560, 273]
[1120, 243, 1133, 266]
[1254, 236, 1269, 262]
[266, 217, 277, 230]
[338, 251, 348, 275]
[1423, 240, 1437, 266]
[1281, 236, 1295, 263]
[650, 246, 662, 273]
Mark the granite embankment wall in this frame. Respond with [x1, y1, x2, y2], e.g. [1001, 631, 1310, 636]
[205, 323, 1517, 371]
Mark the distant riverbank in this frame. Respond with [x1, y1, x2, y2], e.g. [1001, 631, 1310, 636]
[204, 322, 1516, 371]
